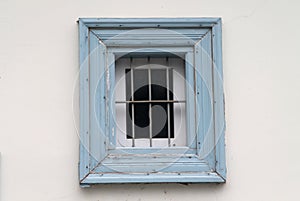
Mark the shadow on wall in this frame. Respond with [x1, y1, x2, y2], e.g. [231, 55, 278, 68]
[79, 183, 226, 199]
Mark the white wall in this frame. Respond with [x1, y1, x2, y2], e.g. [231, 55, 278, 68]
[1, 0, 300, 200]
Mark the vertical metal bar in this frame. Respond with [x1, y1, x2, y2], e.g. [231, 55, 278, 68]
[166, 57, 171, 147]
[148, 57, 152, 147]
[130, 57, 135, 147]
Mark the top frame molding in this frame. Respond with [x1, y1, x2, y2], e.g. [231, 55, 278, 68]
[78, 17, 221, 28]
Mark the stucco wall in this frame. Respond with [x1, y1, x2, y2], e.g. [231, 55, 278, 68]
[1, 0, 300, 200]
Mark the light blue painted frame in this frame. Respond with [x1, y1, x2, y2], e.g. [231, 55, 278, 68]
[79, 18, 226, 186]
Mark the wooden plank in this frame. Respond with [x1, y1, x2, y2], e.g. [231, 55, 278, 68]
[108, 53, 116, 149]
[108, 46, 193, 54]
[108, 147, 195, 155]
[195, 30, 216, 169]
[79, 20, 90, 180]
[94, 162, 210, 173]
[185, 52, 197, 150]
[82, 172, 225, 184]
[93, 154, 211, 173]
[101, 39, 197, 47]
[92, 28, 210, 42]
[212, 19, 226, 180]
[88, 32, 108, 170]
[79, 18, 220, 28]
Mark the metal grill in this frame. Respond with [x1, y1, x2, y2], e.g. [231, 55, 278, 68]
[115, 57, 186, 147]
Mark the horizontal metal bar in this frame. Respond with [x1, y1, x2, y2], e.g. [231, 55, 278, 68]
[115, 100, 186, 104]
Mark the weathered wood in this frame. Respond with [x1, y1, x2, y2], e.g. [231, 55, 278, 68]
[83, 172, 224, 184]
[79, 20, 90, 180]
[195, 30, 216, 170]
[78, 18, 226, 185]
[79, 18, 220, 28]
[212, 19, 226, 180]
[89, 32, 107, 170]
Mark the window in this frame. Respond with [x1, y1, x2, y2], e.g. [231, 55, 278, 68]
[79, 18, 226, 186]
[115, 56, 186, 147]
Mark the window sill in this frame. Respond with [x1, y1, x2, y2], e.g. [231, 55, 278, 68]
[81, 172, 225, 186]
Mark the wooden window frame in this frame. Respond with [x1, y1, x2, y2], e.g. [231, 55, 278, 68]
[78, 18, 226, 186]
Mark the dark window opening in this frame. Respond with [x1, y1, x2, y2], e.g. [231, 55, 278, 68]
[125, 63, 174, 139]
